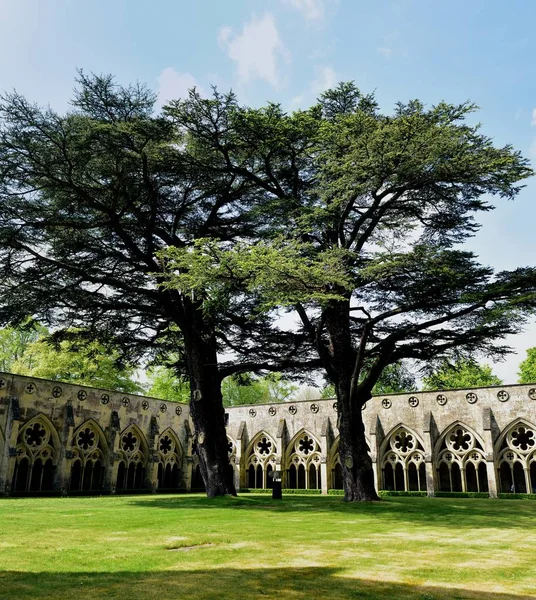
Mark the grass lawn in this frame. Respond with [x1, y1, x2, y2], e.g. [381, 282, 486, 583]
[0, 494, 535, 600]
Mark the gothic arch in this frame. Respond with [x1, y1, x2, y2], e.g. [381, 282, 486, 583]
[379, 424, 426, 492]
[69, 419, 108, 492]
[494, 418, 536, 494]
[11, 414, 59, 493]
[434, 421, 488, 493]
[116, 424, 148, 492]
[285, 429, 322, 490]
[156, 427, 183, 490]
[245, 431, 278, 489]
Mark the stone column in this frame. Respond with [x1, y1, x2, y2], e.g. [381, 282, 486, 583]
[0, 396, 21, 495]
[423, 411, 436, 497]
[482, 408, 498, 498]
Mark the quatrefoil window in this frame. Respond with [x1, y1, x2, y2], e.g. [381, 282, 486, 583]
[450, 429, 472, 452]
[159, 436, 172, 454]
[25, 423, 46, 447]
[511, 427, 535, 451]
[257, 437, 272, 455]
[393, 431, 414, 453]
[298, 436, 315, 455]
[228, 441, 234, 456]
[77, 428, 96, 451]
[122, 431, 138, 452]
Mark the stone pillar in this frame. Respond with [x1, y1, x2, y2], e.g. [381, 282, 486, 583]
[482, 408, 498, 498]
[0, 396, 21, 495]
[106, 410, 122, 493]
[56, 401, 75, 494]
[423, 411, 436, 497]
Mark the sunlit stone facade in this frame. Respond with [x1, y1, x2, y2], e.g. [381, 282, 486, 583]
[1, 371, 536, 497]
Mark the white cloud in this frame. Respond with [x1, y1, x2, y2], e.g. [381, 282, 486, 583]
[378, 46, 393, 58]
[156, 68, 203, 107]
[531, 108, 536, 126]
[218, 14, 288, 88]
[283, 0, 333, 21]
[311, 65, 337, 95]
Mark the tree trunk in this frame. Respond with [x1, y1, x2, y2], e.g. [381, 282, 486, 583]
[181, 300, 236, 497]
[337, 384, 379, 501]
[323, 299, 380, 502]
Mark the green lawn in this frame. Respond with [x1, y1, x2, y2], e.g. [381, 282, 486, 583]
[0, 494, 534, 600]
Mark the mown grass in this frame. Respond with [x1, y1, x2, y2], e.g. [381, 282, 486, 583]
[1, 494, 535, 599]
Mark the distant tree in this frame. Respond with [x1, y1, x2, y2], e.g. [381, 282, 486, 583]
[12, 335, 142, 393]
[321, 362, 416, 398]
[517, 348, 536, 384]
[145, 365, 190, 402]
[422, 359, 502, 390]
[222, 372, 297, 406]
[0, 320, 47, 372]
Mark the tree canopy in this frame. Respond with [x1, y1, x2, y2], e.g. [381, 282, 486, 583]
[422, 359, 502, 391]
[160, 82, 536, 500]
[517, 348, 536, 384]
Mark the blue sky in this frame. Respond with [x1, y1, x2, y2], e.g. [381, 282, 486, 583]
[1, 0, 535, 383]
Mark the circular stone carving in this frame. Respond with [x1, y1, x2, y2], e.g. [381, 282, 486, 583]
[310, 403, 319, 413]
[345, 456, 354, 468]
[100, 394, 110, 405]
[529, 388, 536, 400]
[0, 379, 5, 389]
[121, 397, 130, 407]
[268, 406, 277, 416]
[436, 394, 447, 406]
[175, 405, 182, 416]
[160, 403, 167, 413]
[141, 400, 149, 410]
[77, 390, 87, 401]
[332, 402, 339, 412]
[25, 382, 36, 394]
[497, 390, 510, 402]
[382, 398, 392, 409]
[408, 396, 419, 408]
[249, 408, 257, 417]
[466, 392, 478, 404]
[288, 405, 297, 415]
[52, 386, 62, 398]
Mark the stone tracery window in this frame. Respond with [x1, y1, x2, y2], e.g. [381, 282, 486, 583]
[381, 427, 426, 492]
[12, 416, 58, 493]
[286, 432, 322, 490]
[247, 433, 277, 489]
[436, 424, 488, 493]
[116, 425, 148, 492]
[497, 421, 536, 494]
[156, 429, 182, 490]
[69, 421, 107, 492]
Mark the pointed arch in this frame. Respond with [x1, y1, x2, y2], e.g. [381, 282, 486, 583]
[116, 423, 148, 491]
[69, 419, 108, 492]
[495, 418, 536, 493]
[285, 429, 322, 490]
[434, 420, 486, 457]
[244, 431, 278, 490]
[156, 427, 183, 490]
[12, 413, 60, 493]
[379, 424, 426, 492]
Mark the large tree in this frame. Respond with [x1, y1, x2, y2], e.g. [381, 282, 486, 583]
[0, 74, 314, 496]
[517, 348, 536, 384]
[161, 83, 536, 501]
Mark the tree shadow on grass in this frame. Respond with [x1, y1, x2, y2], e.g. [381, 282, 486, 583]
[0, 567, 533, 600]
[129, 494, 536, 531]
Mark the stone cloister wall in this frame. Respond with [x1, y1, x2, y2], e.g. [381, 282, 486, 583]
[1, 371, 536, 497]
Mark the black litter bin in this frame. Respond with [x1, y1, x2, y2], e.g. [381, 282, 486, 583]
[271, 471, 282, 500]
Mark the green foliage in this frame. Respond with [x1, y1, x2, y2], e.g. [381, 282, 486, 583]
[517, 347, 536, 384]
[222, 372, 297, 407]
[11, 334, 141, 393]
[434, 492, 491, 498]
[0, 320, 47, 372]
[145, 365, 190, 402]
[422, 359, 502, 391]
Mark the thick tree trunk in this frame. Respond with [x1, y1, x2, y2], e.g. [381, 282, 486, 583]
[337, 384, 380, 501]
[181, 301, 236, 497]
[323, 299, 380, 502]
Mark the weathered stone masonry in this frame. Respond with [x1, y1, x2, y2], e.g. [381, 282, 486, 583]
[1, 371, 536, 497]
